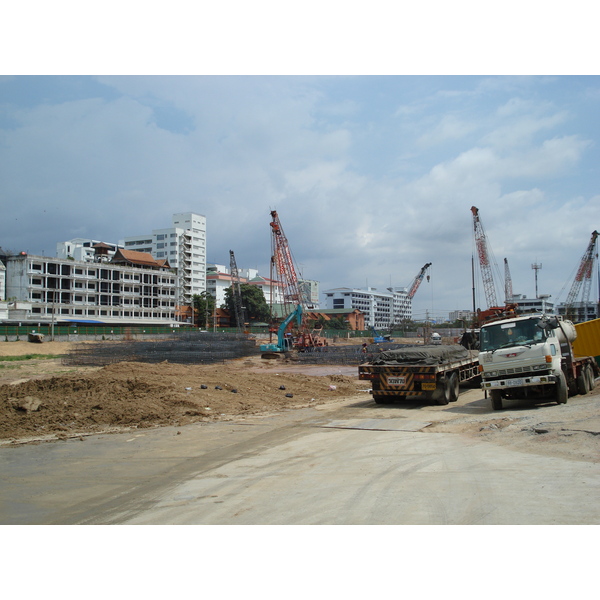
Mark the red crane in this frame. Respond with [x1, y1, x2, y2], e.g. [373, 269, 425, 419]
[407, 262, 432, 299]
[564, 230, 599, 321]
[266, 210, 327, 352]
[269, 210, 303, 313]
[471, 207, 516, 325]
[471, 206, 500, 309]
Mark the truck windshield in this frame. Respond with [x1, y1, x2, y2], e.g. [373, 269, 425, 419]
[480, 318, 547, 352]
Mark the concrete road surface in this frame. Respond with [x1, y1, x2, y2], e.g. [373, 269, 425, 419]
[1, 389, 599, 525]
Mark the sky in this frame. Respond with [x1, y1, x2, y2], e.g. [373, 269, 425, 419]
[1, 7, 599, 322]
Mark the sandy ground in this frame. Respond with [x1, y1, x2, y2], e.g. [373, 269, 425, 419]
[1, 340, 598, 467]
[0, 341, 361, 443]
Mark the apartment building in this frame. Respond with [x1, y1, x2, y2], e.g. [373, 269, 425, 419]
[123, 212, 206, 308]
[2, 249, 177, 325]
[323, 287, 410, 329]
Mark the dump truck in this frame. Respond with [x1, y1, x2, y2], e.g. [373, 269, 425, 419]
[358, 345, 480, 405]
[479, 313, 599, 410]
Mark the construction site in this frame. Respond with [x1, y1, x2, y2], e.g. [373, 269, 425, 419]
[1, 205, 600, 531]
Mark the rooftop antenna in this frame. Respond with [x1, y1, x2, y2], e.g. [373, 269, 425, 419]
[531, 262, 542, 299]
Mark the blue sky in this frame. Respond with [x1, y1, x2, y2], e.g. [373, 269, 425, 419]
[1, 3, 599, 321]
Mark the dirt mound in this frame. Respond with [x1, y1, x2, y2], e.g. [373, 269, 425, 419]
[0, 361, 361, 443]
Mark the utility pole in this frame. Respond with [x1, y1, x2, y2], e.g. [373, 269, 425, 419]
[531, 262, 542, 299]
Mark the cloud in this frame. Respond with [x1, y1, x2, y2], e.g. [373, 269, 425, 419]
[1, 76, 598, 321]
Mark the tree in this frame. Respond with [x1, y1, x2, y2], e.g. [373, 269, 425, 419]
[223, 284, 270, 327]
[192, 292, 215, 329]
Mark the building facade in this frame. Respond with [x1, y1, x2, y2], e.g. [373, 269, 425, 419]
[206, 263, 283, 308]
[556, 301, 598, 323]
[2, 250, 177, 325]
[511, 294, 555, 315]
[448, 309, 475, 323]
[56, 238, 122, 263]
[298, 279, 320, 309]
[323, 287, 411, 329]
[123, 212, 206, 308]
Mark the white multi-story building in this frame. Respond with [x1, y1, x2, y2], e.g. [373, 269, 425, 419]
[123, 212, 206, 308]
[449, 309, 475, 322]
[298, 279, 320, 309]
[56, 238, 122, 262]
[206, 263, 282, 307]
[557, 300, 598, 322]
[511, 294, 555, 315]
[323, 287, 410, 329]
[2, 250, 177, 325]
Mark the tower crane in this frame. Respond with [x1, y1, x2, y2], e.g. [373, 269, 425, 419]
[229, 249, 245, 333]
[564, 230, 599, 322]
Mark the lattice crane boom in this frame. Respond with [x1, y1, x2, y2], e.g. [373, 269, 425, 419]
[269, 210, 303, 311]
[504, 258, 513, 303]
[229, 249, 245, 332]
[565, 230, 599, 318]
[471, 206, 499, 309]
[407, 262, 432, 299]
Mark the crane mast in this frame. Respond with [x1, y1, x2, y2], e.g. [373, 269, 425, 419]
[471, 206, 499, 309]
[564, 230, 599, 321]
[504, 258, 513, 303]
[229, 249, 245, 332]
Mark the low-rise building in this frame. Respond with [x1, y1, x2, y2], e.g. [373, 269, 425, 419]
[206, 263, 283, 307]
[511, 294, 555, 315]
[556, 301, 598, 323]
[323, 287, 410, 329]
[1, 249, 178, 325]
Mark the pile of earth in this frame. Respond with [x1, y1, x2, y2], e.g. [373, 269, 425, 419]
[0, 360, 361, 443]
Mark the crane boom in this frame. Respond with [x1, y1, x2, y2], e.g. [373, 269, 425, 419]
[229, 249, 245, 332]
[504, 258, 513, 303]
[407, 262, 432, 299]
[269, 210, 303, 311]
[564, 230, 599, 320]
[471, 206, 499, 309]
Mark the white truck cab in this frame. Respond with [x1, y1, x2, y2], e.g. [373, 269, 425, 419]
[478, 313, 591, 409]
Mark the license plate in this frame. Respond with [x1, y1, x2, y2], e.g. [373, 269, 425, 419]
[387, 376, 406, 385]
[422, 382, 437, 391]
[506, 378, 524, 387]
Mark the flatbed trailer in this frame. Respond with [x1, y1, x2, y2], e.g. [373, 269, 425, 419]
[358, 345, 480, 405]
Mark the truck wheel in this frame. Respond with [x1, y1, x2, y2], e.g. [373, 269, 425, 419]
[585, 364, 596, 391]
[433, 377, 450, 405]
[490, 390, 503, 410]
[556, 371, 568, 404]
[576, 368, 590, 395]
[448, 372, 459, 402]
